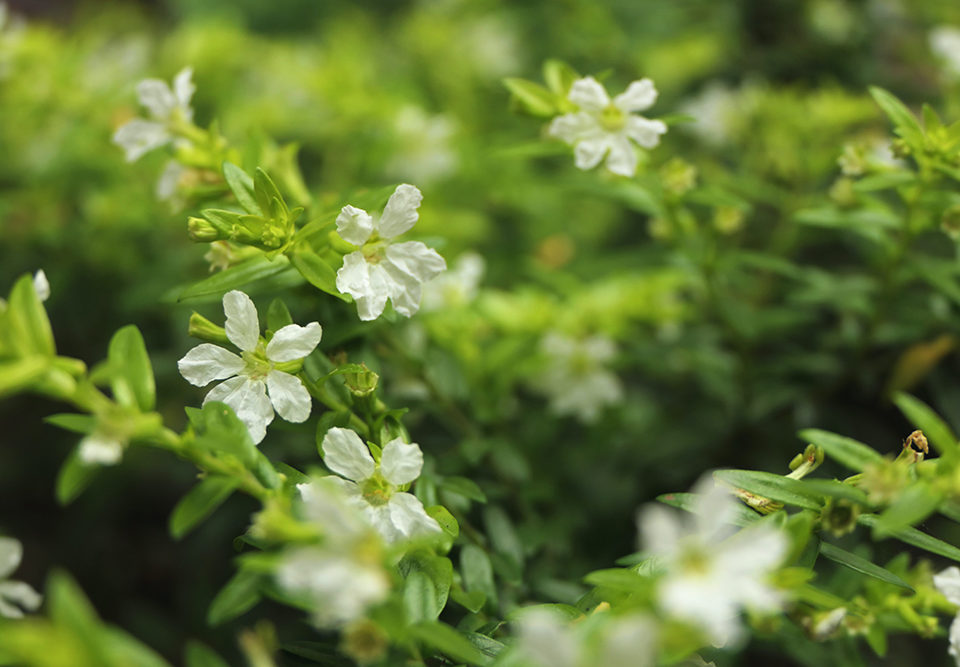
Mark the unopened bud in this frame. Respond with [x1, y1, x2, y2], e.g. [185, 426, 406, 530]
[343, 364, 379, 397]
[820, 497, 861, 537]
[187, 216, 223, 242]
[188, 312, 230, 345]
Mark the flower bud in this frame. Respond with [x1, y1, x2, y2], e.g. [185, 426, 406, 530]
[188, 312, 230, 346]
[343, 364, 379, 397]
[187, 216, 223, 242]
[820, 497, 861, 537]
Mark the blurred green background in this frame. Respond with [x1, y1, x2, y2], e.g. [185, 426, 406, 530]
[6, 0, 960, 664]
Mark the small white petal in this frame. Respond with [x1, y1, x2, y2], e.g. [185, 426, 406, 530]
[625, 116, 667, 149]
[322, 427, 376, 482]
[222, 290, 260, 352]
[604, 135, 637, 177]
[0, 538, 22, 579]
[266, 370, 312, 423]
[112, 119, 170, 162]
[78, 434, 124, 465]
[32, 270, 49, 302]
[365, 504, 403, 543]
[205, 376, 274, 444]
[388, 492, 441, 540]
[379, 438, 424, 486]
[384, 242, 447, 283]
[0, 599, 23, 619]
[601, 615, 657, 667]
[548, 111, 602, 145]
[950, 615, 960, 662]
[156, 160, 185, 202]
[172, 67, 195, 118]
[573, 136, 611, 171]
[614, 78, 658, 112]
[178, 344, 244, 386]
[296, 478, 367, 542]
[336, 205, 374, 246]
[935, 567, 960, 606]
[377, 184, 423, 239]
[515, 608, 579, 667]
[568, 76, 610, 111]
[638, 504, 683, 557]
[0, 581, 42, 614]
[266, 322, 322, 363]
[136, 78, 177, 120]
[336, 252, 390, 321]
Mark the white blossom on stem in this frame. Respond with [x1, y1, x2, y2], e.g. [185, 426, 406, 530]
[113, 67, 195, 162]
[178, 290, 322, 444]
[549, 76, 667, 177]
[0, 537, 42, 619]
[335, 184, 446, 321]
[317, 427, 441, 543]
[637, 475, 786, 646]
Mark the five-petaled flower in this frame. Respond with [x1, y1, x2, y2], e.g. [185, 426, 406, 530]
[0, 537, 42, 619]
[316, 427, 441, 543]
[178, 290, 322, 444]
[335, 184, 446, 321]
[637, 475, 786, 646]
[549, 76, 667, 177]
[113, 67, 195, 162]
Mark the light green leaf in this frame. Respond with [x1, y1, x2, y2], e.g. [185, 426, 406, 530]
[7, 274, 55, 357]
[871, 482, 943, 537]
[0, 356, 49, 399]
[289, 244, 350, 301]
[404, 571, 440, 623]
[656, 491, 761, 527]
[107, 325, 155, 412]
[174, 255, 300, 303]
[207, 570, 262, 626]
[799, 429, 884, 472]
[818, 542, 913, 590]
[222, 162, 261, 215]
[712, 469, 823, 510]
[503, 78, 557, 117]
[169, 476, 240, 540]
[408, 622, 491, 666]
[869, 87, 925, 149]
[186, 402, 258, 468]
[184, 641, 229, 667]
[56, 449, 99, 505]
[441, 476, 487, 503]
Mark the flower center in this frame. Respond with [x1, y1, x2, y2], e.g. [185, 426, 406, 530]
[361, 234, 388, 265]
[362, 475, 393, 506]
[678, 545, 711, 575]
[599, 104, 626, 132]
[241, 348, 273, 380]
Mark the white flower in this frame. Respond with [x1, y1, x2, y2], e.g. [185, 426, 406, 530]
[156, 159, 186, 204]
[514, 608, 656, 667]
[78, 432, 124, 466]
[386, 107, 458, 184]
[277, 479, 390, 628]
[931, 27, 960, 78]
[335, 184, 447, 321]
[637, 475, 787, 646]
[0, 537, 42, 619]
[534, 333, 623, 423]
[178, 290, 322, 444]
[421, 251, 484, 311]
[32, 270, 49, 302]
[549, 76, 667, 177]
[316, 427, 441, 543]
[679, 82, 740, 147]
[933, 566, 960, 664]
[113, 67, 195, 162]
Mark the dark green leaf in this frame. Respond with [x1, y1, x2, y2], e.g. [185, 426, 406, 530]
[169, 476, 240, 540]
[460, 544, 497, 608]
[871, 482, 943, 537]
[656, 491, 761, 527]
[289, 244, 350, 301]
[818, 542, 913, 590]
[187, 402, 258, 468]
[207, 570, 262, 626]
[56, 449, 99, 505]
[266, 299, 293, 331]
[174, 255, 299, 303]
[713, 469, 823, 510]
[441, 476, 487, 503]
[185, 641, 230, 667]
[408, 622, 491, 666]
[799, 429, 884, 472]
[859, 514, 960, 562]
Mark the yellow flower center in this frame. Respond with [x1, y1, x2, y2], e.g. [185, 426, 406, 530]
[599, 104, 626, 132]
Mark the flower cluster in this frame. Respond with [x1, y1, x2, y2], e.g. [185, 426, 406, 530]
[549, 76, 667, 177]
[178, 290, 322, 443]
[113, 67, 195, 162]
[335, 184, 447, 321]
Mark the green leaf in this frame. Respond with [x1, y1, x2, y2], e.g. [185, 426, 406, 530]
[852, 171, 916, 192]
[869, 87, 925, 149]
[503, 78, 557, 117]
[818, 542, 913, 590]
[56, 449, 99, 505]
[185, 641, 229, 667]
[656, 491, 761, 527]
[892, 392, 958, 457]
[542, 59, 579, 96]
[254, 168, 284, 219]
[223, 162, 261, 215]
[460, 544, 497, 609]
[799, 429, 884, 472]
[583, 568, 649, 592]
[174, 255, 299, 303]
[289, 244, 350, 301]
[426, 505, 459, 539]
[408, 622, 491, 666]
[207, 570, 262, 626]
[441, 476, 487, 503]
[871, 482, 943, 537]
[45, 413, 95, 434]
[266, 299, 293, 331]
[187, 402, 258, 468]
[107, 325, 155, 412]
[169, 476, 240, 540]
[859, 514, 960, 562]
[483, 506, 524, 570]
[47, 570, 100, 631]
[712, 469, 823, 510]
[797, 479, 869, 505]
[404, 571, 439, 623]
[7, 274, 56, 357]
[399, 553, 452, 622]
[0, 356, 49, 398]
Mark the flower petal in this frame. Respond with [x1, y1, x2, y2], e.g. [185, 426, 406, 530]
[136, 78, 177, 119]
[223, 290, 260, 352]
[604, 135, 637, 177]
[377, 184, 423, 239]
[515, 608, 578, 667]
[614, 78, 658, 112]
[0, 538, 22, 580]
[32, 270, 49, 302]
[266, 370, 312, 423]
[205, 376, 274, 445]
[296, 478, 367, 541]
[637, 504, 682, 557]
[548, 111, 602, 145]
[0, 581, 42, 614]
[568, 76, 610, 111]
[935, 567, 960, 606]
[379, 438, 424, 486]
[336, 205, 374, 246]
[78, 434, 124, 466]
[178, 343, 244, 386]
[172, 67, 195, 118]
[266, 322, 322, 363]
[337, 252, 390, 321]
[625, 116, 667, 149]
[321, 427, 375, 482]
[382, 242, 447, 318]
[573, 135, 611, 171]
[388, 492, 441, 539]
[112, 119, 170, 162]
[950, 614, 960, 662]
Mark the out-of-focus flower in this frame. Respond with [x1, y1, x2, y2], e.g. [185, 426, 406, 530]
[549, 76, 667, 177]
[421, 251, 484, 311]
[113, 67, 195, 162]
[386, 107, 458, 184]
[335, 184, 446, 321]
[318, 427, 440, 543]
[933, 566, 960, 664]
[0, 537, 42, 619]
[680, 82, 740, 147]
[78, 431, 124, 466]
[931, 27, 960, 78]
[637, 475, 787, 646]
[178, 290, 322, 443]
[533, 333, 623, 423]
[32, 270, 49, 302]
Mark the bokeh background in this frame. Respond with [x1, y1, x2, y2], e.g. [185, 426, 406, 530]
[5, 0, 960, 664]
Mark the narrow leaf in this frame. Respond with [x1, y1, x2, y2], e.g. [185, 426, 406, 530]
[818, 542, 913, 590]
[799, 429, 884, 472]
[892, 392, 958, 456]
[169, 476, 240, 540]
